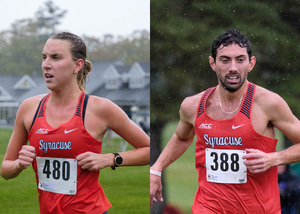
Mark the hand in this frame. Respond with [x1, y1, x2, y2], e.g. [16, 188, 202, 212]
[243, 148, 276, 174]
[150, 172, 163, 209]
[76, 152, 113, 171]
[18, 145, 36, 169]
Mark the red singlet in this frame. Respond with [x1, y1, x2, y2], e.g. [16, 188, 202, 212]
[28, 92, 111, 214]
[193, 83, 280, 214]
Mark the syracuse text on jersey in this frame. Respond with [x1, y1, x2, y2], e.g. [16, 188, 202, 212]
[39, 139, 72, 153]
[203, 134, 243, 149]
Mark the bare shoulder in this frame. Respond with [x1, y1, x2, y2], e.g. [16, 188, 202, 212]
[87, 95, 122, 117]
[19, 95, 46, 113]
[86, 95, 131, 134]
[254, 85, 291, 122]
[180, 92, 205, 122]
[16, 95, 46, 131]
[24, 94, 46, 102]
[254, 85, 286, 108]
[87, 95, 116, 110]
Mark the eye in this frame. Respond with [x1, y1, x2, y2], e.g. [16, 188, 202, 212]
[42, 55, 46, 61]
[52, 55, 60, 60]
[237, 58, 245, 63]
[221, 58, 229, 63]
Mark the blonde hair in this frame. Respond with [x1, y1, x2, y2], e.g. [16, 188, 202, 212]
[50, 32, 92, 93]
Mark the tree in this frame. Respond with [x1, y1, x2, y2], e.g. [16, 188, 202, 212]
[35, 0, 67, 35]
[0, 0, 67, 75]
[85, 30, 150, 64]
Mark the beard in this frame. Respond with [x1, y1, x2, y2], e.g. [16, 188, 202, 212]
[218, 74, 247, 93]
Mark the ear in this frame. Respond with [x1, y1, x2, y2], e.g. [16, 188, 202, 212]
[73, 59, 84, 74]
[209, 56, 216, 72]
[248, 56, 256, 73]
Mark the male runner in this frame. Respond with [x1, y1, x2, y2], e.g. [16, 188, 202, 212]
[150, 29, 300, 213]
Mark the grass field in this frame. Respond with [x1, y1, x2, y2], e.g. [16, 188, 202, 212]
[0, 129, 149, 214]
[162, 121, 198, 214]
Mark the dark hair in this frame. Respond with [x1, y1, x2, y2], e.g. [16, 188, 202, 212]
[50, 32, 92, 92]
[211, 29, 252, 61]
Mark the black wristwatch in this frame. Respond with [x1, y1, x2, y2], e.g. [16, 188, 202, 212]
[111, 153, 123, 170]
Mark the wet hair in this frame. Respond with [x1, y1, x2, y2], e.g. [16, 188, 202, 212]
[211, 29, 252, 61]
[50, 32, 92, 92]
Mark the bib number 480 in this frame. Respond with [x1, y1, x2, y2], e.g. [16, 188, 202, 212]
[36, 157, 77, 195]
[43, 159, 70, 181]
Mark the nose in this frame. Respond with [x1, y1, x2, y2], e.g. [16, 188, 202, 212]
[229, 61, 238, 73]
[42, 57, 50, 71]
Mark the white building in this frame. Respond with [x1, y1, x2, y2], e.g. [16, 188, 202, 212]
[0, 61, 149, 130]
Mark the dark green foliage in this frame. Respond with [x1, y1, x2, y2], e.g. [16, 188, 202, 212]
[151, 0, 300, 124]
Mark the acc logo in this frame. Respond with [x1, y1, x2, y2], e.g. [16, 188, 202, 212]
[198, 123, 212, 129]
[36, 128, 49, 134]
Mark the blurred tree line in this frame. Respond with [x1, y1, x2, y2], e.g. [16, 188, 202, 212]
[0, 0, 149, 76]
[151, 0, 300, 211]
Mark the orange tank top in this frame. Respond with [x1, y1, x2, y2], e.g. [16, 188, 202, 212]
[28, 92, 111, 214]
[193, 83, 280, 213]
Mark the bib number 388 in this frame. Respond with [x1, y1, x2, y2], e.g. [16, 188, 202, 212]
[36, 157, 77, 195]
[205, 148, 247, 184]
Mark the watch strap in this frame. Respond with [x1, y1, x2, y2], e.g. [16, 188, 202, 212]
[111, 152, 120, 170]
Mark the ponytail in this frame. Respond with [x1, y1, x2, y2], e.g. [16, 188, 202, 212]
[77, 60, 92, 93]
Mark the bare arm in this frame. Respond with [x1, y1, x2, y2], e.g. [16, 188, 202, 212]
[243, 90, 300, 173]
[0, 98, 38, 179]
[150, 95, 197, 208]
[151, 95, 198, 171]
[272, 99, 300, 166]
[106, 101, 150, 166]
[77, 97, 150, 171]
[151, 120, 195, 172]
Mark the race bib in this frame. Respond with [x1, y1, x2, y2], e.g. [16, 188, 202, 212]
[206, 148, 247, 184]
[36, 157, 77, 195]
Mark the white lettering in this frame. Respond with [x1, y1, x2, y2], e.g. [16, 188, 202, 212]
[39, 140, 72, 153]
[204, 134, 243, 149]
[199, 123, 213, 129]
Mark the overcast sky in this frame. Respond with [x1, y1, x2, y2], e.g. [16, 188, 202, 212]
[0, 0, 150, 37]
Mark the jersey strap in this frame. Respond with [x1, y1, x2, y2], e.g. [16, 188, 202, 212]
[30, 94, 50, 129]
[82, 93, 89, 125]
[197, 87, 214, 118]
[74, 92, 89, 124]
[37, 94, 50, 118]
[240, 83, 256, 119]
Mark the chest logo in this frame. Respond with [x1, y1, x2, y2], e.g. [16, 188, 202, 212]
[36, 128, 49, 134]
[64, 128, 78, 134]
[232, 124, 244, 130]
[199, 123, 212, 129]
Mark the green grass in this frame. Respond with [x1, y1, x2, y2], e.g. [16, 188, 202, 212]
[162, 121, 198, 214]
[0, 129, 149, 214]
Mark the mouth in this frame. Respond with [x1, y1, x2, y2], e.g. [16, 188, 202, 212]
[44, 73, 54, 81]
[226, 75, 240, 83]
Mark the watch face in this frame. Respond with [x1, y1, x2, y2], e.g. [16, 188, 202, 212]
[116, 156, 123, 165]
